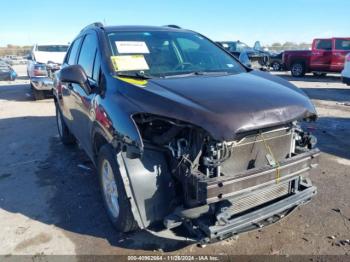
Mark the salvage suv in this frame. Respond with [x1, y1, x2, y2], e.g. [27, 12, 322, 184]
[53, 23, 320, 244]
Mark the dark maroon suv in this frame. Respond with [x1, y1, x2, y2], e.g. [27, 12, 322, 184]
[53, 23, 319, 244]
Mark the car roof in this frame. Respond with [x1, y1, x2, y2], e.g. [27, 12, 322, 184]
[102, 25, 191, 33]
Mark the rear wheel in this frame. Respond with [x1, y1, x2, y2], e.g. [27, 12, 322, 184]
[55, 105, 75, 145]
[98, 144, 138, 232]
[291, 62, 305, 77]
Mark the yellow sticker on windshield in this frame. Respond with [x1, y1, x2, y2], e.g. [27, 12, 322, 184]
[111, 55, 149, 71]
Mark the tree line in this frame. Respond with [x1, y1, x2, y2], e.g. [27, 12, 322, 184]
[266, 42, 311, 51]
[0, 45, 32, 57]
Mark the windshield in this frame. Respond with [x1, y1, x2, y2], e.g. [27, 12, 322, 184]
[107, 31, 245, 77]
[236, 42, 251, 52]
[36, 45, 68, 52]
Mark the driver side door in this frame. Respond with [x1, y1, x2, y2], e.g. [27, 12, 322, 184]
[310, 39, 332, 71]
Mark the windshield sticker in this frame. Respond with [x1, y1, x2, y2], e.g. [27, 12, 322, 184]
[227, 64, 234, 68]
[115, 41, 150, 54]
[111, 55, 149, 71]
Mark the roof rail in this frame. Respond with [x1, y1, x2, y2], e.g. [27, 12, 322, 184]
[163, 25, 182, 29]
[81, 22, 104, 32]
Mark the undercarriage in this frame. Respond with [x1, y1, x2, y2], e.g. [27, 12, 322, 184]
[131, 114, 319, 242]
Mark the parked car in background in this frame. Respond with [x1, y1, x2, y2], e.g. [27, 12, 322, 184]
[0, 62, 17, 81]
[342, 53, 350, 85]
[269, 51, 285, 71]
[283, 37, 350, 77]
[2, 55, 26, 65]
[53, 23, 319, 244]
[217, 41, 270, 69]
[27, 44, 68, 99]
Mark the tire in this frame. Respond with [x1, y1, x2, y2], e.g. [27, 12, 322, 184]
[313, 72, 327, 77]
[32, 87, 45, 100]
[98, 144, 138, 232]
[55, 105, 75, 145]
[291, 62, 305, 77]
[272, 62, 281, 71]
[9, 74, 15, 81]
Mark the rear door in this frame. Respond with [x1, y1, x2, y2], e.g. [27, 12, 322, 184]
[331, 38, 350, 72]
[69, 32, 100, 156]
[60, 37, 83, 130]
[310, 39, 333, 71]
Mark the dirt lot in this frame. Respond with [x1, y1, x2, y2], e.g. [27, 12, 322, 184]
[0, 65, 349, 256]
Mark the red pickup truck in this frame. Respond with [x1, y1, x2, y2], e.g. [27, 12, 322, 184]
[283, 38, 350, 77]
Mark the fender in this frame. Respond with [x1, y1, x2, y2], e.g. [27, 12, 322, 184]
[91, 91, 144, 160]
[116, 150, 176, 228]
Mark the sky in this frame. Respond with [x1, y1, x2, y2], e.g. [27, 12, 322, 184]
[0, 0, 348, 47]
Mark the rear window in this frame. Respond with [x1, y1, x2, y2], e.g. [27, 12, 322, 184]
[34, 64, 46, 70]
[335, 39, 350, 50]
[36, 45, 68, 52]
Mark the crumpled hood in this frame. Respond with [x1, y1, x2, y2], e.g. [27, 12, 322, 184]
[33, 51, 66, 64]
[120, 70, 317, 141]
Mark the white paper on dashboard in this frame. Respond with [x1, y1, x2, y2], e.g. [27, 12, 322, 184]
[115, 41, 150, 54]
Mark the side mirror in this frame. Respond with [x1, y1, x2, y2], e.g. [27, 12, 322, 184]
[60, 64, 91, 94]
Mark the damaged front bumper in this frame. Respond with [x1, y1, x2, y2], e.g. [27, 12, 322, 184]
[201, 184, 316, 241]
[165, 149, 320, 243]
[30, 76, 54, 91]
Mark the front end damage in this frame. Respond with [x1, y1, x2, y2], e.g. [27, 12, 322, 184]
[127, 114, 319, 243]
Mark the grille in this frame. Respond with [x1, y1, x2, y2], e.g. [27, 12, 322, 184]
[221, 127, 293, 175]
[227, 182, 291, 215]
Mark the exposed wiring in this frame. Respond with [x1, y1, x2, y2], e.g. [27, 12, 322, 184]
[260, 132, 281, 184]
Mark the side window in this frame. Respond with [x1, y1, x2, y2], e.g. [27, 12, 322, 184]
[78, 33, 98, 78]
[315, 39, 332, 51]
[92, 51, 101, 82]
[67, 38, 82, 65]
[229, 43, 237, 52]
[335, 39, 350, 51]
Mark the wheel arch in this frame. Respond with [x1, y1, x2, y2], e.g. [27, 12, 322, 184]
[291, 59, 309, 72]
[91, 124, 112, 164]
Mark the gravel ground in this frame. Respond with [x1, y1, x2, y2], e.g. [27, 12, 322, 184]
[0, 66, 349, 257]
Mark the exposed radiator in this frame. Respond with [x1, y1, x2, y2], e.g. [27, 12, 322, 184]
[221, 127, 293, 175]
[227, 182, 291, 215]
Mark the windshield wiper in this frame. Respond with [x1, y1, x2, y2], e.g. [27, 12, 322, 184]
[164, 71, 230, 78]
[194, 71, 230, 76]
[116, 72, 152, 79]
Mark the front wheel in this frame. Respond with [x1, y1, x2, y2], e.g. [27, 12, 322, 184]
[55, 105, 75, 145]
[98, 145, 139, 232]
[291, 62, 305, 77]
[31, 83, 46, 100]
[272, 62, 281, 71]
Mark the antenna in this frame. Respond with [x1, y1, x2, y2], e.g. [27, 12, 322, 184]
[163, 25, 182, 29]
